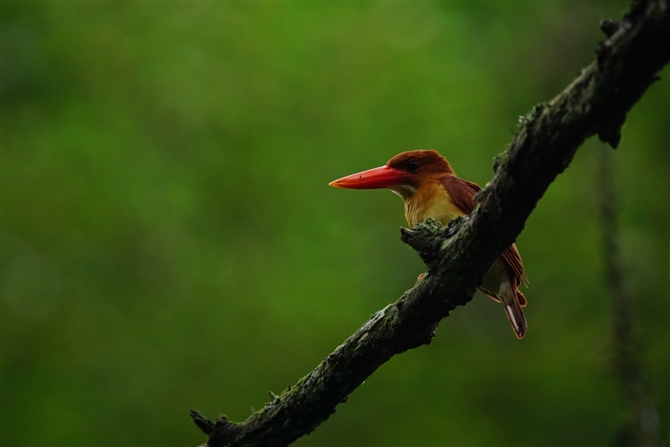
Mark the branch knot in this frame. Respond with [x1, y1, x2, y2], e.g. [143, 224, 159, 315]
[400, 217, 465, 272]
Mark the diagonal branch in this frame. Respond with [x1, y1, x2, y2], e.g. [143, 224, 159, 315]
[191, 0, 669, 445]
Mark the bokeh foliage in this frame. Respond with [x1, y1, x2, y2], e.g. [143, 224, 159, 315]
[2, 2, 668, 446]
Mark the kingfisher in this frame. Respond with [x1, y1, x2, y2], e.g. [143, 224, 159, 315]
[330, 150, 529, 338]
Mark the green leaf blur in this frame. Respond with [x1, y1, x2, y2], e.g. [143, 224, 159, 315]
[2, 2, 668, 446]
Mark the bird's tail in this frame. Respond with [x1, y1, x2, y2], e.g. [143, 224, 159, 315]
[500, 283, 527, 339]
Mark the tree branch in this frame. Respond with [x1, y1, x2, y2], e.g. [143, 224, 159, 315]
[191, 0, 669, 445]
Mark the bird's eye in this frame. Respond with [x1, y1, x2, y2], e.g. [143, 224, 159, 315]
[407, 161, 420, 173]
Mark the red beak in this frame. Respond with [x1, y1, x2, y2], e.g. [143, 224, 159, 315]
[329, 166, 412, 189]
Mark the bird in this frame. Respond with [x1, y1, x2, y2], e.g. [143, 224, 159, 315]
[329, 150, 529, 339]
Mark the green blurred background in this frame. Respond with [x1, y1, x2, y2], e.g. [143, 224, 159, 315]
[2, 2, 668, 446]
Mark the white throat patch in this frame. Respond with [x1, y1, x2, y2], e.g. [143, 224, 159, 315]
[389, 184, 416, 200]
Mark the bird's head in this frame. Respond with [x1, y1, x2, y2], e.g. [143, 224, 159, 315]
[329, 150, 454, 199]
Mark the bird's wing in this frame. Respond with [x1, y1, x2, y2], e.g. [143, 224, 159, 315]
[440, 175, 529, 290]
[502, 243, 529, 287]
[440, 175, 480, 214]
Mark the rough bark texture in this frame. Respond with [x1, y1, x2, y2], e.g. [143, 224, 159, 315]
[191, 0, 669, 445]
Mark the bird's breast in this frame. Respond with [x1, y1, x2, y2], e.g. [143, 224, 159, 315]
[404, 185, 464, 227]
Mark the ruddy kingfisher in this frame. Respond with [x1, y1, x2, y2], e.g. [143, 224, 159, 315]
[329, 150, 529, 339]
